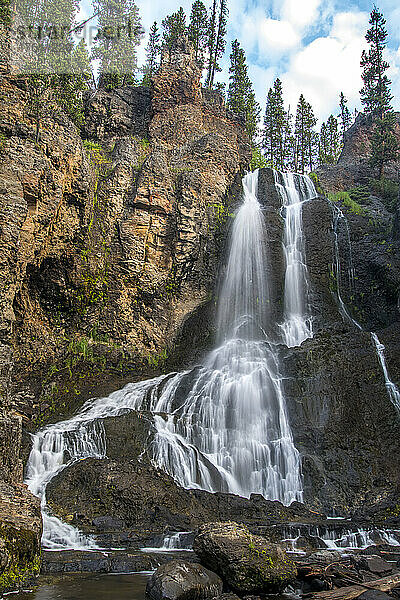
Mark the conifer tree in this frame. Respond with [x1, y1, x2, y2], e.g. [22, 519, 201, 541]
[206, 0, 228, 88]
[295, 95, 317, 173]
[360, 7, 398, 177]
[188, 0, 208, 68]
[227, 40, 260, 145]
[263, 87, 275, 166]
[55, 39, 93, 127]
[262, 79, 287, 169]
[92, 0, 143, 91]
[319, 115, 340, 165]
[162, 7, 187, 50]
[142, 21, 160, 86]
[339, 92, 351, 142]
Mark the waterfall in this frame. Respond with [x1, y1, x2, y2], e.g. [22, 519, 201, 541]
[274, 171, 317, 347]
[26, 170, 304, 550]
[371, 333, 400, 413]
[331, 205, 400, 414]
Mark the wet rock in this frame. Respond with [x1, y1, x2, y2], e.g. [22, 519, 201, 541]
[42, 549, 179, 575]
[0, 480, 42, 594]
[92, 515, 126, 531]
[352, 555, 393, 576]
[358, 592, 393, 600]
[146, 560, 222, 600]
[46, 454, 322, 539]
[306, 550, 343, 564]
[193, 521, 297, 594]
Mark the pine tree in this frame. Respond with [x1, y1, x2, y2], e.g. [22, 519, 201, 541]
[339, 92, 351, 142]
[360, 7, 398, 177]
[295, 95, 317, 173]
[262, 87, 275, 166]
[92, 0, 143, 91]
[55, 39, 93, 127]
[319, 115, 340, 165]
[227, 40, 260, 145]
[162, 7, 187, 50]
[188, 0, 208, 68]
[142, 21, 160, 86]
[262, 79, 287, 169]
[206, 0, 228, 88]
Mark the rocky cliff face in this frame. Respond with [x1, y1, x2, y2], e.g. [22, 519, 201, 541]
[256, 169, 400, 514]
[0, 39, 249, 592]
[317, 112, 400, 192]
[0, 39, 249, 430]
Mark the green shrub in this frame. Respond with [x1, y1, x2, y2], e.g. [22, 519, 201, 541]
[328, 191, 366, 216]
[309, 171, 324, 195]
[250, 147, 269, 171]
[370, 178, 399, 212]
[348, 185, 370, 204]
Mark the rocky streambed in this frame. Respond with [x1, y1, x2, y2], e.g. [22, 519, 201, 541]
[9, 517, 400, 600]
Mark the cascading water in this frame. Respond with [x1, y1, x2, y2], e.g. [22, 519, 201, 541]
[371, 333, 400, 413]
[274, 171, 317, 347]
[331, 205, 400, 414]
[26, 170, 303, 550]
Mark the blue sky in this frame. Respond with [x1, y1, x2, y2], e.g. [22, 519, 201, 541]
[78, 0, 400, 123]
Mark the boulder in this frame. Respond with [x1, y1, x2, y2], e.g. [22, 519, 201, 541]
[193, 522, 297, 594]
[352, 555, 393, 576]
[146, 560, 222, 600]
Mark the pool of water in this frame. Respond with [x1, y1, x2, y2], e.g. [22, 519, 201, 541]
[9, 573, 150, 600]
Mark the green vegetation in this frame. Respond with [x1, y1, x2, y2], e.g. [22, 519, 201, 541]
[328, 191, 366, 216]
[93, 0, 143, 91]
[347, 185, 370, 204]
[250, 147, 269, 171]
[142, 21, 161, 86]
[188, 1, 208, 69]
[147, 348, 168, 368]
[227, 40, 260, 145]
[360, 7, 399, 177]
[0, 525, 40, 595]
[0, 0, 10, 26]
[309, 171, 324, 195]
[370, 178, 399, 211]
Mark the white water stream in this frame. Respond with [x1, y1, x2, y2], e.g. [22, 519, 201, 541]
[274, 171, 316, 347]
[332, 206, 400, 415]
[26, 170, 310, 549]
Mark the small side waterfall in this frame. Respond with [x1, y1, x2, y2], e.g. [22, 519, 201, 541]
[332, 205, 400, 414]
[26, 170, 304, 549]
[371, 333, 400, 413]
[274, 171, 317, 347]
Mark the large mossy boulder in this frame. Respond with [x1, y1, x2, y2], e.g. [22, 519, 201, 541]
[146, 560, 223, 600]
[193, 521, 297, 594]
[0, 482, 42, 595]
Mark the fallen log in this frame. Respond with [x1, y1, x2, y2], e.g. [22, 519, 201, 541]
[307, 573, 400, 599]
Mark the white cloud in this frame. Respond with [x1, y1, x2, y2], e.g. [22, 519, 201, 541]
[258, 18, 300, 53]
[281, 0, 321, 30]
[281, 11, 369, 121]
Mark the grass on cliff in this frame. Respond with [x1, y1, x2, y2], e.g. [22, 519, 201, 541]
[328, 191, 366, 216]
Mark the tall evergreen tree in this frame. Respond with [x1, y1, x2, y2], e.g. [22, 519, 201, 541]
[319, 114, 341, 165]
[295, 95, 317, 173]
[360, 7, 398, 177]
[188, 0, 208, 68]
[206, 0, 228, 88]
[227, 40, 260, 145]
[263, 87, 275, 166]
[92, 0, 143, 91]
[142, 21, 160, 86]
[339, 92, 351, 142]
[162, 7, 187, 50]
[262, 78, 287, 169]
